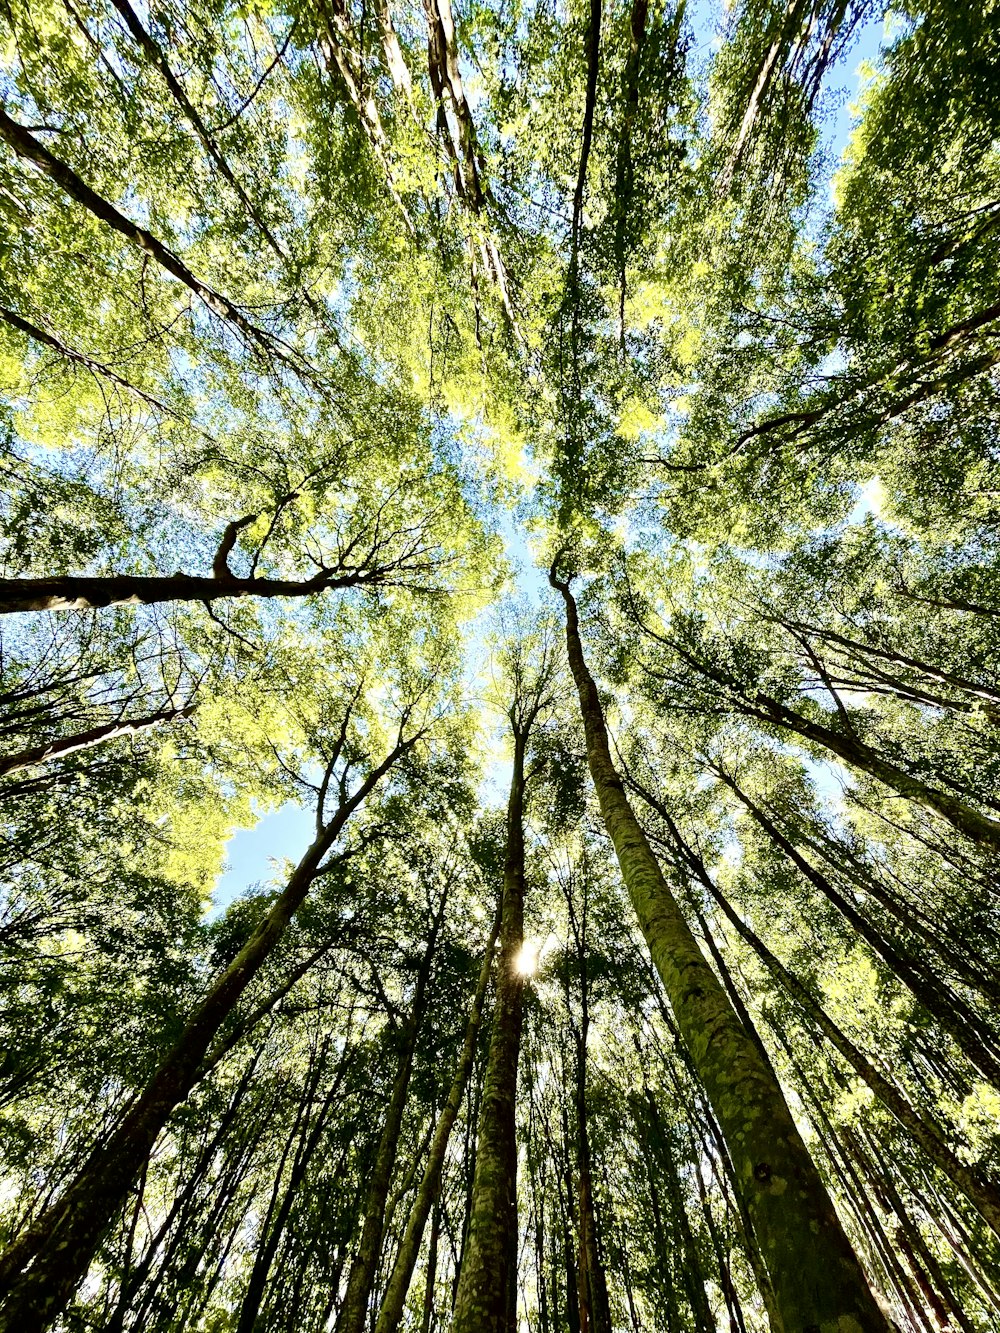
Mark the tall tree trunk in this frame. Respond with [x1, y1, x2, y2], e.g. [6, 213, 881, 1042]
[0, 704, 195, 775]
[566, 888, 611, 1333]
[0, 736, 413, 1333]
[419, 1201, 440, 1333]
[375, 910, 500, 1333]
[336, 894, 447, 1333]
[236, 1038, 352, 1333]
[451, 730, 529, 1333]
[551, 571, 891, 1333]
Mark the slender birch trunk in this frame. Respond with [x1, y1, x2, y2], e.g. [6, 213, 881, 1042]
[551, 571, 891, 1333]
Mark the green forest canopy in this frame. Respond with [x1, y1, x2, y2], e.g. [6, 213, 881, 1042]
[1, 0, 999, 1328]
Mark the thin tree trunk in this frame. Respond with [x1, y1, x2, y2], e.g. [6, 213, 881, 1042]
[0, 109, 304, 377]
[336, 894, 446, 1333]
[451, 730, 529, 1333]
[0, 734, 414, 1333]
[751, 690, 1000, 851]
[375, 910, 500, 1333]
[0, 304, 181, 417]
[107, 0, 286, 257]
[566, 889, 611, 1333]
[420, 1202, 440, 1333]
[551, 571, 891, 1333]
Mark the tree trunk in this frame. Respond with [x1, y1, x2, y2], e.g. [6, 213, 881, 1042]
[451, 731, 528, 1333]
[0, 109, 301, 375]
[0, 737, 412, 1333]
[667, 815, 1000, 1240]
[645, 789, 1000, 1237]
[374, 911, 500, 1333]
[236, 1038, 351, 1333]
[551, 572, 891, 1333]
[336, 895, 446, 1333]
[0, 569, 384, 615]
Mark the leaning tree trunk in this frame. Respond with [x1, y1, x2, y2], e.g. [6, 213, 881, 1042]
[374, 911, 500, 1333]
[335, 897, 445, 1333]
[551, 571, 891, 1333]
[0, 738, 413, 1333]
[716, 767, 1000, 1087]
[451, 730, 529, 1333]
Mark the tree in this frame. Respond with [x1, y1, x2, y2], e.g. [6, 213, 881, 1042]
[2, 0, 1000, 1328]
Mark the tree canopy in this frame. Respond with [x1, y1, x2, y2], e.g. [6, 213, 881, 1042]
[1, 0, 999, 1328]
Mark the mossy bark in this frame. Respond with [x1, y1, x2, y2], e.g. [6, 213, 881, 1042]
[553, 575, 891, 1333]
[451, 733, 527, 1333]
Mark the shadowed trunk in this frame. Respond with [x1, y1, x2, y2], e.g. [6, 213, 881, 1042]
[0, 569, 387, 615]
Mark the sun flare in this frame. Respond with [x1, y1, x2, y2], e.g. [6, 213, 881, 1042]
[513, 940, 540, 977]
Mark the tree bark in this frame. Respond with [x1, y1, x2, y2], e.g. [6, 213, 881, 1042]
[551, 571, 891, 1333]
[451, 730, 529, 1333]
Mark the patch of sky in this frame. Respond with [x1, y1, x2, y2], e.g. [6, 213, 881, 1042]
[209, 798, 316, 919]
[802, 753, 851, 809]
[818, 14, 887, 169]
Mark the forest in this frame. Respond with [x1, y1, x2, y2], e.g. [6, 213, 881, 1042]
[0, 0, 998, 1329]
